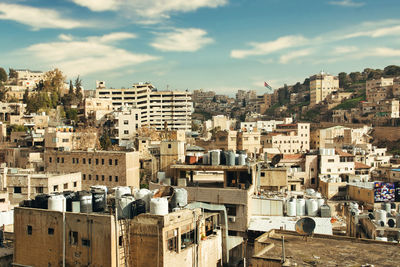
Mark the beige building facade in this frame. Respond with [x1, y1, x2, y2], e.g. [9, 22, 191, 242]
[309, 72, 339, 106]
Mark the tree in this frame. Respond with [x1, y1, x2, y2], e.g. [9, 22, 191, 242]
[349, 72, 362, 83]
[65, 108, 78, 122]
[74, 76, 83, 101]
[69, 80, 74, 95]
[0, 67, 7, 83]
[8, 68, 17, 79]
[383, 65, 400, 77]
[0, 86, 8, 102]
[338, 72, 349, 88]
[23, 89, 29, 104]
[43, 68, 65, 92]
[100, 132, 112, 150]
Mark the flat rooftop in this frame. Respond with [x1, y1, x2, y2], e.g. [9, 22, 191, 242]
[170, 164, 255, 170]
[253, 230, 400, 267]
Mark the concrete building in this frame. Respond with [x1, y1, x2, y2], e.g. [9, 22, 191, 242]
[6, 169, 81, 205]
[366, 77, 394, 103]
[160, 140, 185, 178]
[0, 102, 25, 122]
[319, 148, 355, 180]
[309, 72, 339, 106]
[215, 130, 237, 151]
[83, 97, 113, 121]
[105, 106, 142, 147]
[44, 150, 140, 190]
[44, 126, 98, 151]
[10, 113, 49, 129]
[240, 119, 286, 133]
[311, 125, 371, 149]
[237, 130, 261, 155]
[3, 147, 43, 170]
[96, 82, 192, 131]
[261, 123, 310, 154]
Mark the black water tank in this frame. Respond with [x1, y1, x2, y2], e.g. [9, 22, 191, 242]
[34, 194, 50, 209]
[134, 199, 146, 215]
[92, 190, 106, 212]
[64, 191, 78, 212]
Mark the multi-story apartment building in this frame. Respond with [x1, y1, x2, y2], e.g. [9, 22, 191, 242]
[44, 150, 140, 190]
[44, 126, 98, 151]
[192, 89, 216, 102]
[319, 148, 355, 178]
[10, 113, 49, 129]
[309, 72, 339, 106]
[0, 102, 25, 122]
[311, 125, 371, 149]
[240, 119, 293, 133]
[105, 106, 142, 146]
[257, 93, 275, 114]
[83, 97, 113, 121]
[95, 81, 192, 131]
[366, 77, 394, 103]
[261, 123, 310, 154]
[237, 131, 261, 155]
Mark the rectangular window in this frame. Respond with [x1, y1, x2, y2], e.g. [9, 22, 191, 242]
[109, 175, 112, 182]
[328, 159, 334, 163]
[62, 158, 64, 163]
[102, 175, 105, 181]
[226, 204, 236, 216]
[115, 176, 119, 182]
[69, 231, 78, 245]
[36, 187, 43, 193]
[96, 159, 99, 165]
[57, 157, 60, 163]
[83, 174, 86, 180]
[73, 182, 77, 188]
[88, 175, 92, 180]
[124, 130, 129, 134]
[62, 138, 69, 142]
[49, 157, 52, 163]
[82, 239, 91, 247]
[291, 185, 296, 191]
[96, 175, 99, 181]
[88, 158, 91, 164]
[14, 187, 22, 193]
[64, 183, 68, 190]
[72, 158, 75, 164]
[168, 144, 172, 149]
[48, 228, 54, 235]
[76, 158, 79, 164]
[27, 225, 32, 235]
[83, 158, 86, 164]
[53, 185, 58, 191]
[102, 159, 104, 165]
[109, 159, 112, 165]
[115, 159, 118, 165]
[260, 172, 265, 177]
[124, 120, 129, 125]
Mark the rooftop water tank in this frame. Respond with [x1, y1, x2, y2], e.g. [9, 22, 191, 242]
[79, 192, 93, 213]
[157, 172, 166, 183]
[317, 198, 325, 209]
[115, 186, 131, 199]
[132, 199, 146, 216]
[150, 197, 169, 216]
[64, 191, 79, 212]
[48, 195, 66, 212]
[202, 154, 209, 165]
[320, 205, 331, 218]
[305, 189, 315, 196]
[306, 199, 318, 217]
[134, 189, 152, 212]
[34, 194, 51, 209]
[227, 151, 236, 166]
[384, 203, 391, 213]
[286, 199, 296, 217]
[172, 188, 187, 208]
[296, 198, 306, 216]
[238, 154, 246, 166]
[374, 209, 387, 224]
[91, 187, 107, 212]
[210, 150, 221, 166]
[118, 194, 135, 219]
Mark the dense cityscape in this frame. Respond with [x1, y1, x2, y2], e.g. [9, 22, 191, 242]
[1, 0, 400, 266]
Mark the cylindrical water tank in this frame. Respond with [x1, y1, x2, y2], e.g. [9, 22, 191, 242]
[164, 178, 171, 186]
[48, 195, 66, 212]
[220, 151, 227, 165]
[92, 189, 107, 212]
[157, 172, 166, 183]
[150, 197, 169, 215]
[396, 214, 400, 228]
[172, 188, 187, 208]
[306, 199, 318, 216]
[115, 186, 131, 199]
[227, 151, 236, 166]
[79, 192, 93, 213]
[118, 194, 135, 219]
[210, 150, 220, 166]
[296, 198, 306, 216]
[315, 192, 322, 198]
[64, 191, 78, 212]
[384, 203, 391, 213]
[351, 208, 360, 216]
[238, 154, 246, 165]
[317, 198, 325, 209]
[374, 210, 387, 224]
[134, 189, 152, 212]
[34, 194, 50, 209]
[72, 201, 80, 213]
[305, 189, 315, 196]
[286, 199, 296, 216]
[133, 199, 146, 216]
[202, 154, 209, 165]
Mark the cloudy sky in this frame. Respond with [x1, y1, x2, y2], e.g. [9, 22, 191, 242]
[0, 0, 400, 94]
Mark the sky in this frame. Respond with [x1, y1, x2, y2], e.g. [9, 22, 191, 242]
[1, 0, 400, 95]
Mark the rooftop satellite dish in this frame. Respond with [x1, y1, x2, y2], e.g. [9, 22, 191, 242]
[379, 221, 385, 227]
[368, 213, 375, 220]
[388, 219, 395, 228]
[271, 154, 282, 167]
[295, 217, 316, 236]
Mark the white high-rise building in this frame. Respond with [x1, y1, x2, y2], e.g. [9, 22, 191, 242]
[95, 82, 192, 131]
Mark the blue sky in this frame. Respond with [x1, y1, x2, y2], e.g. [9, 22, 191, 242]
[1, 0, 400, 95]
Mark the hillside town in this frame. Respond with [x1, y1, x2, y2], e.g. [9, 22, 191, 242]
[0, 66, 398, 266]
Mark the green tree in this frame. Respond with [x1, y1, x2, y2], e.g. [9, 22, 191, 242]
[74, 76, 83, 101]
[0, 67, 7, 83]
[338, 72, 349, 88]
[69, 80, 74, 95]
[0, 85, 8, 102]
[383, 65, 400, 77]
[43, 68, 65, 92]
[349, 72, 362, 83]
[23, 89, 29, 104]
[65, 108, 78, 122]
[8, 68, 17, 79]
[100, 132, 112, 150]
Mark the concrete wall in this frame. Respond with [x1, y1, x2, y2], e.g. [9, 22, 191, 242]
[348, 185, 374, 205]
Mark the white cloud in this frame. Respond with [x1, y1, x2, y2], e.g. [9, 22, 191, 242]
[150, 28, 214, 52]
[0, 3, 88, 30]
[374, 47, 400, 57]
[329, 0, 365, 7]
[59, 34, 74, 41]
[230, 35, 308, 59]
[71, 0, 227, 23]
[22, 33, 158, 77]
[88, 32, 137, 43]
[344, 24, 400, 39]
[332, 46, 358, 54]
[70, 0, 118, 12]
[279, 49, 313, 64]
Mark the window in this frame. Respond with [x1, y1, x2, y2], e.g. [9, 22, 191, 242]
[83, 158, 86, 164]
[69, 231, 78, 245]
[61, 158, 64, 163]
[53, 185, 58, 191]
[327, 169, 331, 172]
[226, 204, 236, 216]
[14, 187, 22, 193]
[36, 187, 44, 193]
[48, 228, 54, 235]
[109, 175, 112, 182]
[57, 157, 60, 163]
[96, 175, 99, 181]
[82, 239, 91, 247]
[62, 139, 69, 143]
[102, 159, 104, 165]
[73, 182, 77, 188]
[88, 175, 92, 180]
[72, 158, 75, 164]
[83, 174, 86, 180]
[64, 183, 68, 190]
[115, 176, 119, 182]
[88, 159, 91, 164]
[109, 159, 112, 165]
[76, 158, 79, 164]
[27, 225, 32, 235]
[102, 175, 105, 181]
[291, 185, 296, 191]
[115, 159, 118, 165]
[96, 159, 99, 165]
[49, 157, 52, 163]
[328, 159, 334, 163]
[124, 120, 129, 125]
[260, 172, 265, 177]
[168, 144, 172, 149]
[311, 178, 316, 184]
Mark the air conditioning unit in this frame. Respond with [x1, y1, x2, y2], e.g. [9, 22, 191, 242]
[228, 216, 236, 223]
